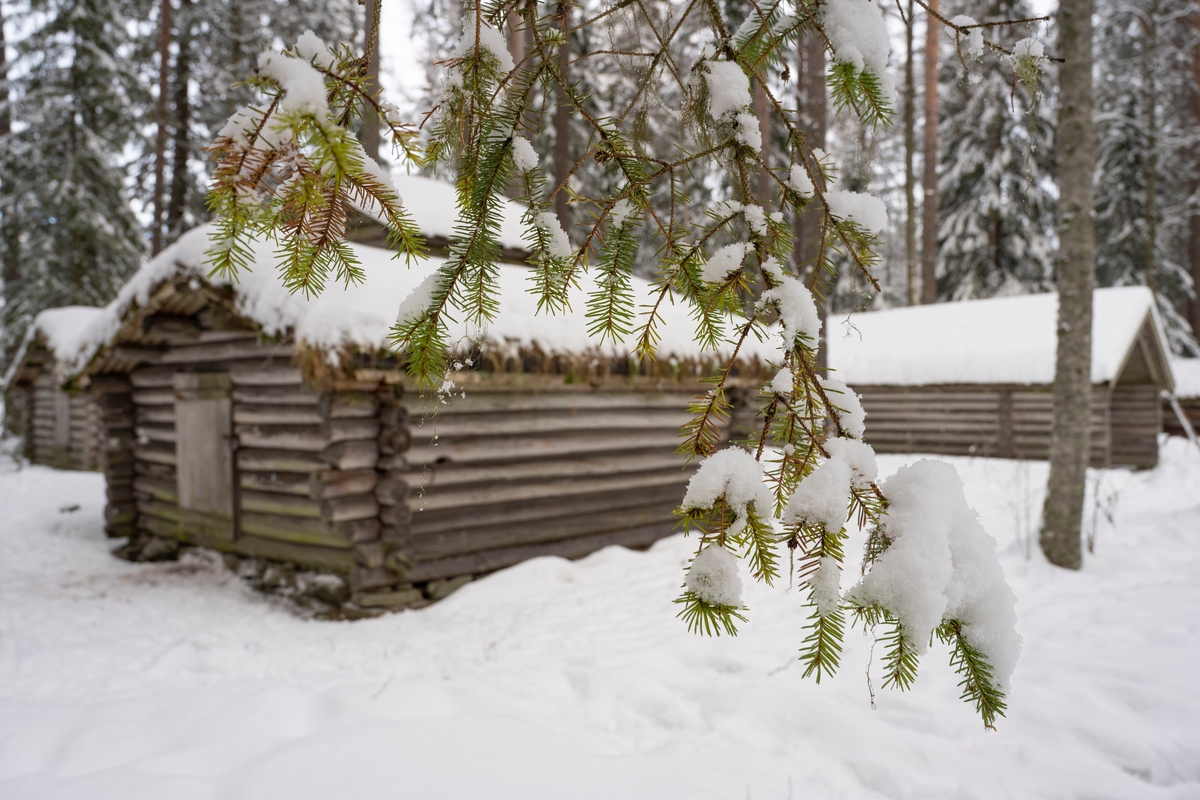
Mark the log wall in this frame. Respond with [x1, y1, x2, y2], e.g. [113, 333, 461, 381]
[25, 368, 104, 470]
[853, 383, 1160, 469]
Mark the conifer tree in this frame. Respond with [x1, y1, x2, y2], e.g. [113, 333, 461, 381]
[0, 0, 146, 362]
[206, 2, 1054, 727]
[1093, 0, 1199, 353]
[935, 0, 1055, 301]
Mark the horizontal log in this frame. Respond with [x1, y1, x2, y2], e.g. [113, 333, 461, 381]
[142, 314, 202, 344]
[310, 469, 378, 500]
[402, 449, 686, 491]
[137, 406, 176, 425]
[134, 460, 176, 480]
[111, 345, 165, 364]
[134, 442, 177, 466]
[237, 448, 325, 473]
[409, 501, 678, 560]
[322, 417, 380, 443]
[407, 430, 682, 466]
[402, 520, 678, 583]
[133, 476, 177, 503]
[240, 471, 312, 497]
[158, 339, 293, 365]
[337, 518, 382, 543]
[405, 390, 691, 416]
[137, 497, 181, 523]
[411, 467, 690, 512]
[228, 367, 305, 386]
[320, 393, 379, 419]
[239, 512, 353, 549]
[136, 424, 175, 445]
[235, 534, 356, 572]
[232, 386, 321, 406]
[410, 481, 686, 537]
[233, 405, 323, 425]
[235, 425, 325, 452]
[132, 388, 175, 406]
[89, 375, 133, 394]
[407, 408, 693, 440]
[321, 494, 379, 523]
[241, 490, 323, 519]
[323, 440, 378, 470]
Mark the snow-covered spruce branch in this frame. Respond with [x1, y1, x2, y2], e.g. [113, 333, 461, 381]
[203, 0, 1029, 726]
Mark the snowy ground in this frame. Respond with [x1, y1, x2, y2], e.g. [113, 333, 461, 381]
[1, 442, 1198, 799]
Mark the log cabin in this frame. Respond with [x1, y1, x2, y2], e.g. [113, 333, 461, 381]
[4, 306, 106, 470]
[827, 287, 1175, 469]
[66, 222, 769, 612]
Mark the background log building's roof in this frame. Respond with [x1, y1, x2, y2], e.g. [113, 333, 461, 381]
[828, 287, 1175, 390]
[2, 305, 106, 388]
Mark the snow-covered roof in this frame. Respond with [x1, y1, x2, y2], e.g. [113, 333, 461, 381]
[70, 224, 773, 376]
[1, 306, 106, 388]
[827, 287, 1172, 387]
[392, 173, 527, 251]
[1171, 358, 1200, 399]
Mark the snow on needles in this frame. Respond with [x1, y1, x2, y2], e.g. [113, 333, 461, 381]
[257, 51, 330, 117]
[681, 447, 773, 538]
[846, 460, 1021, 690]
[785, 437, 877, 531]
[456, 15, 515, 74]
[825, 191, 888, 234]
[820, 376, 866, 438]
[686, 546, 743, 607]
[295, 30, 335, 69]
[702, 242, 751, 284]
[820, 0, 891, 86]
[511, 136, 539, 172]
[704, 60, 752, 118]
[758, 276, 821, 347]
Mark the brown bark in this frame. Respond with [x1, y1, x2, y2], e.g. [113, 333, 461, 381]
[754, 80, 771, 204]
[165, 5, 190, 242]
[362, 0, 382, 163]
[151, 0, 172, 256]
[1142, 5, 1158, 298]
[904, 0, 917, 306]
[553, 17, 572, 236]
[1191, 7, 1200, 337]
[1041, 0, 1096, 570]
[920, 0, 939, 304]
[795, 32, 827, 370]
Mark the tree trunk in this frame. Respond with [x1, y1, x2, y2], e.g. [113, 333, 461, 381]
[754, 79, 771, 204]
[1041, 0, 1096, 570]
[362, 0, 382, 163]
[920, 0, 939, 304]
[1191, 5, 1200, 338]
[151, 0, 171, 256]
[1142, 3, 1158, 299]
[505, 11, 526, 200]
[795, 31, 827, 369]
[904, 0, 917, 306]
[553, 16, 572, 236]
[165, 4, 191, 243]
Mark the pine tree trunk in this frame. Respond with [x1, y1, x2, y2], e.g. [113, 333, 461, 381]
[795, 31, 827, 369]
[1041, 0, 1096, 571]
[755, 80, 771, 204]
[505, 11, 526, 201]
[1191, 6, 1200, 337]
[904, 0, 917, 306]
[553, 17, 572, 236]
[165, 5, 190, 242]
[920, 0, 939, 304]
[0, 1, 15, 296]
[1142, 4, 1158, 298]
[362, 0, 382, 163]
[151, 0, 172, 256]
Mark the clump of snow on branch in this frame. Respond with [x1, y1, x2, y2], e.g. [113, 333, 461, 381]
[820, 376, 866, 438]
[820, 0, 892, 88]
[686, 546, 744, 607]
[758, 276, 821, 346]
[734, 111, 762, 152]
[949, 16, 985, 60]
[256, 51, 330, 117]
[824, 436, 877, 488]
[770, 366, 793, 396]
[825, 191, 888, 234]
[395, 272, 440, 326]
[808, 556, 843, 616]
[681, 447, 774, 537]
[784, 448, 852, 530]
[295, 30, 335, 69]
[609, 198, 637, 228]
[456, 15, 514, 73]
[742, 203, 768, 236]
[535, 211, 573, 259]
[511, 136, 539, 172]
[702, 242, 751, 284]
[788, 164, 814, 197]
[846, 460, 1022, 689]
[703, 60, 752, 117]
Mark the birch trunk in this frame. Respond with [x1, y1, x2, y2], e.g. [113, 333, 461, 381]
[1041, 0, 1096, 570]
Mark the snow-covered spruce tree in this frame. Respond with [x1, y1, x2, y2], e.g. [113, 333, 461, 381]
[0, 0, 146, 362]
[934, 0, 1055, 301]
[131, 0, 358, 249]
[205, 2, 1051, 727]
[1093, 0, 1199, 354]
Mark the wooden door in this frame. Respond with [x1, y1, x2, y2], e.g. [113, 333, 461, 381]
[174, 372, 236, 541]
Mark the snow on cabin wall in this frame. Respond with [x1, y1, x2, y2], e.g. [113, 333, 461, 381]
[69, 224, 778, 376]
[828, 287, 1170, 387]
